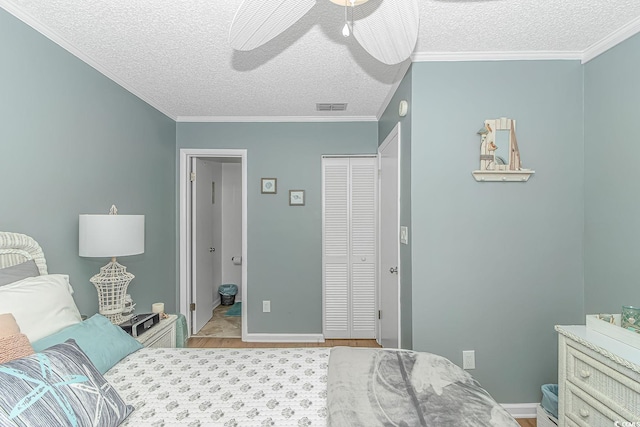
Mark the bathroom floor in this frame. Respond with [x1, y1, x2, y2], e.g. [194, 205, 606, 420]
[193, 303, 241, 338]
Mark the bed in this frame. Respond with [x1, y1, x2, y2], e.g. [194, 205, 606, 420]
[0, 231, 519, 426]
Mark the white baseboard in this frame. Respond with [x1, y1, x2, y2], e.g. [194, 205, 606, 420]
[501, 403, 538, 418]
[244, 333, 325, 343]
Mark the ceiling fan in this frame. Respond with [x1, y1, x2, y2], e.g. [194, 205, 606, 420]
[228, 0, 420, 65]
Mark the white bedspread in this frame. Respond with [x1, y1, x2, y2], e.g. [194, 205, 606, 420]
[104, 347, 330, 426]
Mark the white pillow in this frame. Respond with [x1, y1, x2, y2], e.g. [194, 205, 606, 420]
[0, 274, 82, 342]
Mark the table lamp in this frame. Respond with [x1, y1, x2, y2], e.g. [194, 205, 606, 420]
[79, 205, 144, 324]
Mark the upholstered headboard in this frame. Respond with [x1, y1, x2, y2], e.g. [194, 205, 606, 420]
[0, 232, 48, 274]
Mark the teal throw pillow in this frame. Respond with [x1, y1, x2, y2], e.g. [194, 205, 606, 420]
[32, 314, 142, 374]
[0, 339, 133, 426]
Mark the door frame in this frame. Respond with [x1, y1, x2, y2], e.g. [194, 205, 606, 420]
[179, 148, 248, 340]
[377, 123, 402, 348]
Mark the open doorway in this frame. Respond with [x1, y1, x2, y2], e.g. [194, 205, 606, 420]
[179, 149, 248, 341]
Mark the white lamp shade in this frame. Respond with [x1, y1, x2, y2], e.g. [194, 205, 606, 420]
[79, 214, 145, 257]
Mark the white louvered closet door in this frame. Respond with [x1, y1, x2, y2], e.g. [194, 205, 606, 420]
[322, 157, 377, 339]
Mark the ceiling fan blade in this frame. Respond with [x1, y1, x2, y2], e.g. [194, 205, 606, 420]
[229, 0, 316, 51]
[353, 0, 419, 65]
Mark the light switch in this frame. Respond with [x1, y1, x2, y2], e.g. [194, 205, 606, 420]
[400, 226, 408, 245]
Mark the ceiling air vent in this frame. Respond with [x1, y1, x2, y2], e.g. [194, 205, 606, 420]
[316, 103, 347, 112]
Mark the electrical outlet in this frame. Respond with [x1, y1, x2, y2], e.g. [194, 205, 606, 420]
[263, 300, 271, 313]
[462, 350, 475, 370]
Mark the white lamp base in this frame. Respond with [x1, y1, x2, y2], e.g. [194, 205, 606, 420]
[90, 257, 134, 325]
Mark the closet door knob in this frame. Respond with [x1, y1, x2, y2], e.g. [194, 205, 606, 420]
[389, 267, 398, 274]
[209, 247, 215, 253]
[579, 408, 589, 418]
[580, 369, 591, 378]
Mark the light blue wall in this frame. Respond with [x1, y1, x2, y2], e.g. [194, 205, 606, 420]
[176, 122, 378, 334]
[378, 66, 413, 349]
[8, 1, 632, 404]
[584, 33, 640, 313]
[410, 61, 584, 403]
[0, 9, 177, 316]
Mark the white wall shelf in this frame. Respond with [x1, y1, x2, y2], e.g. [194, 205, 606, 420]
[472, 170, 534, 182]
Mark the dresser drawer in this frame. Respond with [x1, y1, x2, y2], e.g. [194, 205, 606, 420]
[145, 329, 174, 348]
[565, 419, 579, 427]
[565, 382, 631, 427]
[566, 344, 640, 420]
[135, 315, 177, 348]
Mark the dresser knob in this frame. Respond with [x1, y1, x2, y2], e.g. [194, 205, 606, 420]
[580, 369, 591, 378]
[579, 408, 590, 418]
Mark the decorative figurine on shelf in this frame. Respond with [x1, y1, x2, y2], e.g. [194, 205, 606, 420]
[472, 117, 535, 182]
[477, 124, 493, 171]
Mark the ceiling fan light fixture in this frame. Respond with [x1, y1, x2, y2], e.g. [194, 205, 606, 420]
[329, 0, 369, 5]
[229, 0, 419, 65]
[341, 0, 352, 37]
[342, 23, 351, 37]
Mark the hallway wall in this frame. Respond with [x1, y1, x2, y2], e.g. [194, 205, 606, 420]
[221, 163, 243, 301]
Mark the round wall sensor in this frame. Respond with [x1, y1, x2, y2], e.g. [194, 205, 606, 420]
[399, 100, 408, 117]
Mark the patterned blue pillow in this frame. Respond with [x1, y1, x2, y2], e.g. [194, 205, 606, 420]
[0, 339, 133, 426]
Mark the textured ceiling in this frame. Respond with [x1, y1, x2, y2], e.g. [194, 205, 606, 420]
[1, 0, 640, 121]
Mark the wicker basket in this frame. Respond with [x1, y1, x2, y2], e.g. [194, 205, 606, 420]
[537, 404, 558, 427]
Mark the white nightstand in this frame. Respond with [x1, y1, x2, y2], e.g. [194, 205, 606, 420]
[135, 314, 178, 348]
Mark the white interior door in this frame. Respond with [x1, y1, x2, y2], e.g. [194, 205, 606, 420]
[349, 158, 377, 339]
[378, 124, 401, 348]
[323, 156, 377, 339]
[322, 158, 350, 338]
[192, 158, 216, 334]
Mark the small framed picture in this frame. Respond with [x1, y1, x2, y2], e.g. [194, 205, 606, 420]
[289, 190, 305, 206]
[261, 178, 277, 194]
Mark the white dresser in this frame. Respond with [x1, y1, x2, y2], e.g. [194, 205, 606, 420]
[556, 325, 640, 427]
[135, 314, 178, 348]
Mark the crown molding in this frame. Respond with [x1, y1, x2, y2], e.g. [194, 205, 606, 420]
[0, 1, 176, 120]
[176, 115, 378, 123]
[412, 50, 583, 62]
[582, 15, 640, 63]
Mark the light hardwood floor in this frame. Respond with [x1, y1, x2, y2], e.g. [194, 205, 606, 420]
[192, 304, 241, 338]
[188, 338, 537, 426]
[188, 337, 381, 348]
